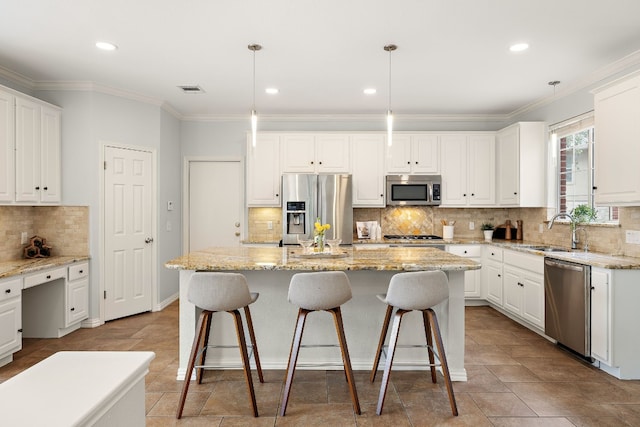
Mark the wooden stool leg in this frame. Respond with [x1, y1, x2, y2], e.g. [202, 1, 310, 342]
[243, 306, 264, 383]
[370, 304, 394, 383]
[422, 310, 437, 383]
[376, 309, 408, 415]
[196, 312, 213, 384]
[280, 308, 309, 416]
[427, 308, 458, 416]
[231, 309, 259, 417]
[330, 307, 361, 415]
[177, 310, 209, 419]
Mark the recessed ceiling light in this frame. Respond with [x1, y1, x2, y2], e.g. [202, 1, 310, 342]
[265, 88, 279, 94]
[96, 41, 118, 51]
[364, 88, 377, 95]
[509, 43, 529, 52]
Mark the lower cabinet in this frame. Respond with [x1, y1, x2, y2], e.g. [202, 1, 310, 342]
[485, 248, 544, 329]
[591, 267, 610, 364]
[67, 263, 89, 326]
[0, 277, 22, 365]
[447, 245, 482, 298]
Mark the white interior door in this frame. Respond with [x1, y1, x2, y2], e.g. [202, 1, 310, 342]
[188, 160, 242, 251]
[104, 146, 153, 321]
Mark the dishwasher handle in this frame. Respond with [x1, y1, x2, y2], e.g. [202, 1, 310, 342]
[544, 258, 585, 272]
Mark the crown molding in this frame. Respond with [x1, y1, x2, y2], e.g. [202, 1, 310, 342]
[181, 112, 508, 123]
[34, 80, 165, 107]
[508, 48, 640, 119]
[0, 65, 35, 90]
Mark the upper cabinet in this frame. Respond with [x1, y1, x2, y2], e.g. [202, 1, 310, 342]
[1, 86, 62, 205]
[351, 134, 385, 207]
[593, 72, 640, 206]
[385, 134, 439, 174]
[0, 90, 15, 203]
[496, 122, 546, 207]
[246, 134, 281, 207]
[440, 134, 495, 207]
[281, 134, 350, 173]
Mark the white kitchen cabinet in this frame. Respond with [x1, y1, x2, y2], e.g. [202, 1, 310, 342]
[14, 97, 62, 204]
[447, 245, 482, 298]
[246, 134, 281, 206]
[385, 134, 439, 174]
[501, 249, 544, 329]
[67, 263, 89, 326]
[591, 267, 610, 364]
[482, 246, 503, 305]
[351, 134, 385, 207]
[0, 277, 22, 367]
[496, 122, 546, 207]
[281, 134, 350, 173]
[593, 72, 640, 206]
[0, 89, 15, 202]
[440, 134, 495, 206]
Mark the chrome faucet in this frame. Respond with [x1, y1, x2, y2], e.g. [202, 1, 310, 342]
[548, 212, 578, 250]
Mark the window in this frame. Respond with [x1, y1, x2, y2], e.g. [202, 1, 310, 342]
[551, 113, 618, 223]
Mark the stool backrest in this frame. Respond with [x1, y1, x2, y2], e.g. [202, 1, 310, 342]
[288, 271, 352, 310]
[188, 272, 253, 311]
[386, 270, 449, 310]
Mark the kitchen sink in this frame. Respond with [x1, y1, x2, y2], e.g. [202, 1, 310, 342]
[520, 245, 570, 253]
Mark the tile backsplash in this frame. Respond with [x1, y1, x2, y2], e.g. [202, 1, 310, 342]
[248, 206, 640, 258]
[0, 206, 89, 262]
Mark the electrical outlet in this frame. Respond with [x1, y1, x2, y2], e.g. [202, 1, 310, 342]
[539, 223, 544, 233]
[625, 230, 640, 244]
[21, 232, 28, 244]
[469, 221, 475, 230]
[267, 221, 273, 230]
[167, 201, 174, 211]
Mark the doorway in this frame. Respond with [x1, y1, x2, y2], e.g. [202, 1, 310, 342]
[185, 159, 243, 252]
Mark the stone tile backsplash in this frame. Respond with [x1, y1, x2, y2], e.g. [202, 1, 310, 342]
[0, 206, 89, 262]
[249, 206, 640, 258]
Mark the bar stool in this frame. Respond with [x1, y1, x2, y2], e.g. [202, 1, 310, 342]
[370, 270, 458, 416]
[176, 272, 263, 419]
[280, 271, 361, 416]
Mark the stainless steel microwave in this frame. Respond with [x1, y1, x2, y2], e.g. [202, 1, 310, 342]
[385, 175, 441, 206]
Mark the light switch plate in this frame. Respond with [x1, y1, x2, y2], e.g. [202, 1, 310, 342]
[469, 221, 474, 230]
[625, 230, 640, 244]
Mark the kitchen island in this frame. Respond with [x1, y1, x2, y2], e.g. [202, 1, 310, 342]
[165, 246, 480, 381]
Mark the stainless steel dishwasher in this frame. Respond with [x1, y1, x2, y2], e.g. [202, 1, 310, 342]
[544, 258, 592, 359]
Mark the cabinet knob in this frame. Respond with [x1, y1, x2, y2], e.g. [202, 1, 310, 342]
[464, 250, 467, 254]
[18, 329, 23, 333]
[35, 186, 40, 190]
[415, 161, 418, 164]
[79, 270, 83, 274]
[514, 192, 517, 195]
[380, 194, 384, 198]
[275, 194, 279, 197]
[46, 275, 51, 279]
[70, 307, 75, 311]
[319, 161, 322, 164]
[407, 161, 411, 164]
[518, 282, 524, 287]
[471, 193, 475, 196]
[491, 252, 495, 256]
[5, 289, 10, 294]
[498, 274, 501, 277]
[43, 187, 48, 190]
[463, 193, 467, 197]
[310, 161, 314, 164]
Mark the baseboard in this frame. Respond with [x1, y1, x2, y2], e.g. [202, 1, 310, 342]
[81, 317, 103, 329]
[154, 292, 178, 312]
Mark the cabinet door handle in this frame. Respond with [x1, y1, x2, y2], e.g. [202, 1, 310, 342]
[18, 329, 23, 333]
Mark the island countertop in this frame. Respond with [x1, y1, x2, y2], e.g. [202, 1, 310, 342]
[165, 246, 481, 272]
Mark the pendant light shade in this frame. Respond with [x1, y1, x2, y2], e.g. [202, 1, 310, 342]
[384, 44, 397, 147]
[248, 44, 262, 148]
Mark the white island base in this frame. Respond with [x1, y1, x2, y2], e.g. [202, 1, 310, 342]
[178, 269, 467, 381]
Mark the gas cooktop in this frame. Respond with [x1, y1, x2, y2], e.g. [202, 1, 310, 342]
[383, 234, 443, 240]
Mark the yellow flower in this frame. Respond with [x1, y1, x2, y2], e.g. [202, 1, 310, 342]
[314, 219, 331, 236]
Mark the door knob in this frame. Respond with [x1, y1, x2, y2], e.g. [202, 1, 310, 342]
[235, 222, 240, 227]
[235, 232, 241, 236]
[145, 237, 154, 243]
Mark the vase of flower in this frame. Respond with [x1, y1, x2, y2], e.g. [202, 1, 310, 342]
[314, 218, 331, 252]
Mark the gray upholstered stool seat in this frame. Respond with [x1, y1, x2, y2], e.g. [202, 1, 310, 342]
[280, 271, 361, 416]
[176, 272, 263, 419]
[370, 270, 458, 416]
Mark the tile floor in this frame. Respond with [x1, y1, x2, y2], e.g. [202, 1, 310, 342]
[1, 302, 639, 426]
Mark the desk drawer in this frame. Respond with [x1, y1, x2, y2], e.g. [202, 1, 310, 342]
[68, 263, 89, 281]
[24, 267, 66, 289]
[0, 278, 22, 302]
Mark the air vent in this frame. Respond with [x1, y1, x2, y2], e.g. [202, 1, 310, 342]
[178, 85, 205, 94]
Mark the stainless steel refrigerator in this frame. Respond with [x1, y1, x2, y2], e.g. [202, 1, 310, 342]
[281, 174, 353, 245]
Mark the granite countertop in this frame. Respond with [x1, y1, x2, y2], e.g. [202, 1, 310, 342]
[165, 246, 481, 272]
[0, 256, 90, 280]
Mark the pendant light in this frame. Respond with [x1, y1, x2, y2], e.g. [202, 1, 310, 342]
[548, 81, 561, 152]
[384, 44, 397, 147]
[248, 44, 262, 148]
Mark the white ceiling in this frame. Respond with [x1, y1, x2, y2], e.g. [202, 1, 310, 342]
[2, 0, 640, 119]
